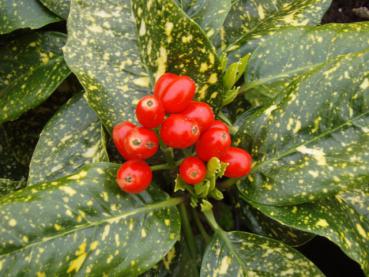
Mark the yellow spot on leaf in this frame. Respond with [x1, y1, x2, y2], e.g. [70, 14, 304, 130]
[36, 272, 46, 277]
[67, 242, 87, 273]
[9, 219, 16, 227]
[133, 77, 150, 88]
[316, 219, 329, 228]
[208, 73, 218, 84]
[163, 247, 176, 270]
[219, 256, 231, 274]
[54, 224, 62, 231]
[60, 186, 77, 197]
[155, 46, 167, 81]
[356, 224, 367, 239]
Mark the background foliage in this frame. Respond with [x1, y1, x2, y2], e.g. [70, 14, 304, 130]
[0, 0, 368, 276]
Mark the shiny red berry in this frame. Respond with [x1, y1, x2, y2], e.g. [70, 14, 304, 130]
[181, 101, 215, 132]
[208, 120, 229, 132]
[179, 157, 206, 185]
[124, 127, 159, 160]
[160, 114, 200, 149]
[196, 128, 231, 161]
[160, 76, 196, 113]
[220, 147, 252, 178]
[113, 121, 135, 159]
[136, 95, 165, 128]
[154, 73, 179, 100]
[116, 160, 152, 193]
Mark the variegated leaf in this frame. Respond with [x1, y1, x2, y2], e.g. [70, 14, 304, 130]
[244, 22, 369, 106]
[0, 179, 26, 197]
[0, 32, 71, 124]
[0, 163, 181, 275]
[64, 0, 149, 130]
[0, 0, 61, 34]
[28, 93, 108, 185]
[241, 200, 314, 247]
[248, 187, 369, 275]
[201, 231, 323, 276]
[177, 0, 232, 45]
[131, 0, 224, 107]
[39, 0, 70, 19]
[236, 49, 369, 205]
[224, 0, 332, 61]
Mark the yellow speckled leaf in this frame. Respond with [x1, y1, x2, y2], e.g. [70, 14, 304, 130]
[64, 0, 150, 131]
[0, 0, 61, 34]
[247, 187, 369, 275]
[0, 163, 181, 276]
[243, 22, 369, 106]
[28, 93, 108, 185]
[39, 0, 70, 19]
[236, 48, 369, 205]
[0, 32, 71, 124]
[131, 0, 224, 107]
[224, 0, 332, 61]
[201, 231, 323, 276]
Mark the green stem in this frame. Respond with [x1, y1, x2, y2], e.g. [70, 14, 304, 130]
[217, 112, 237, 135]
[150, 159, 184, 172]
[202, 207, 221, 231]
[203, 208, 248, 270]
[218, 178, 239, 190]
[179, 202, 198, 258]
[191, 208, 211, 244]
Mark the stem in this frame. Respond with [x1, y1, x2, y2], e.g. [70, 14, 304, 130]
[155, 129, 175, 165]
[179, 202, 198, 258]
[203, 208, 248, 270]
[150, 159, 184, 172]
[202, 207, 221, 231]
[191, 208, 211, 244]
[218, 111, 232, 126]
[218, 112, 237, 135]
[218, 178, 239, 190]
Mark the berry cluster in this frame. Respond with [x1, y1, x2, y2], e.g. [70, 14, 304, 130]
[113, 73, 252, 194]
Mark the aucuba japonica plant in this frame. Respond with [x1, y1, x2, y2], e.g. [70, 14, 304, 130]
[0, 0, 368, 276]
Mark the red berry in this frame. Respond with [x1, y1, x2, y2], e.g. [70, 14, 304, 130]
[113, 121, 135, 158]
[220, 147, 252, 178]
[179, 157, 206, 185]
[160, 76, 196, 113]
[196, 128, 231, 161]
[136, 95, 165, 128]
[181, 101, 215, 132]
[208, 120, 229, 132]
[124, 127, 159, 160]
[116, 160, 152, 193]
[154, 73, 179, 100]
[160, 114, 200, 149]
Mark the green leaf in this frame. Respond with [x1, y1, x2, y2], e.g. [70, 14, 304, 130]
[248, 187, 369, 275]
[223, 54, 250, 90]
[39, 0, 70, 19]
[224, 0, 332, 60]
[243, 22, 369, 106]
[0, 0, 61, 34]
[131, 0, 224, 107]
[236, 48, 369, 205]
[0, 32, 71, 124]
[0, 163, 182, 275]
[201, 231, 323, 276]
[28, 93, 108, 185]
[240, 200, 314, 247]
[0, 179, 26, 197]
[179, 0, 232, 44]
[64, 0, 150, 130]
